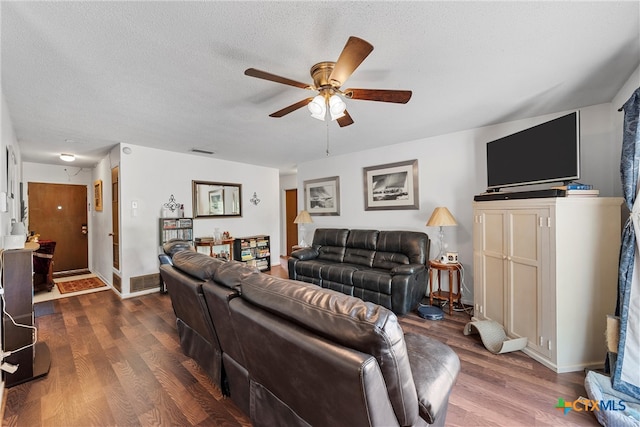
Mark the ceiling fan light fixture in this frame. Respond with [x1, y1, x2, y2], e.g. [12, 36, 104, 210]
[245, 36, 409, 128]
[329, 94, 346, 120]
[60, 153, 75, 162]
[308, 94, 326, 120]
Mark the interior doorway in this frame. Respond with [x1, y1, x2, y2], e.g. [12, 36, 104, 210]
[111, 166, 119, 270]
[28, 182, 88, 272]
[285, 189, 298, 256]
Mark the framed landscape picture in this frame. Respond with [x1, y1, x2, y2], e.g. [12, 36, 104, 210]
[363, 159, 419, 211]
[304, 176, 340, 216]
[93, 179, 103, 212]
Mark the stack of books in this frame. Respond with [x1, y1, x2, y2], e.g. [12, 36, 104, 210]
[551, 183, 599, 197]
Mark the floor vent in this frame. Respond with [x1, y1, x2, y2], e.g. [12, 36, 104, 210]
[113, 273, 122, 292]
[130, 273, 161, 292]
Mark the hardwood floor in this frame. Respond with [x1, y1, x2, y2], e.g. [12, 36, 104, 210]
[3, 264, 600, 426]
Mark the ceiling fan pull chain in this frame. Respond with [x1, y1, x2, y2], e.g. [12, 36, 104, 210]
[326, 120, 330, 156]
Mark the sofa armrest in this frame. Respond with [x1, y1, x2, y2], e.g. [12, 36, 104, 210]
[391, 263, 425, 276]
[404, 333, 460, 424]
[291, 247, 319, 260]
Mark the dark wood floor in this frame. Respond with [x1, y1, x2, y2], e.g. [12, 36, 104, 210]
[3, 264, 600, 426]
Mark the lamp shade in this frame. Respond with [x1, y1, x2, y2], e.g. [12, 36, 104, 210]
[308, 95, 326, 120]
[426, 207, 457, 227]
[328, 94, 346, 120]
[10, 222, 25, 235]
[294, 210, 313, 224]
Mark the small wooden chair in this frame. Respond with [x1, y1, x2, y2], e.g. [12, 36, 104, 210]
[33, 240, 56, 292]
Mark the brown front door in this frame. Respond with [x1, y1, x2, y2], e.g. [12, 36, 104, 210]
[285, 189, 298, 256]
[28, 182, 88, 272]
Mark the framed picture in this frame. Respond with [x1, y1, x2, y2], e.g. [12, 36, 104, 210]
[6, 146, 16, 199]
[209, 189, 224, 215]
[94, 179, 103, 211]
[363, 159, 419, 211]
[304, 176, 340, 216]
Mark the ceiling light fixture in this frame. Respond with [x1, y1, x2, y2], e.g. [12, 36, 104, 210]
[59, 153, 75, 162]
[308, 94, 326, 120]
[307, 92, 346, 122]
[329, 94, 346, 120]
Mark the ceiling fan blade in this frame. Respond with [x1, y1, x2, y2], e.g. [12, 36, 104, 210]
[328, 36, 374, 87]
[344, 88, 412, 104]
[245, 68, 313, 90]
[269, 98, 314, 118]
[337, 110, 354, 127]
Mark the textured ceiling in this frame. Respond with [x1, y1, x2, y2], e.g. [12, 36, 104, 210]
[2, 1, 639, 173]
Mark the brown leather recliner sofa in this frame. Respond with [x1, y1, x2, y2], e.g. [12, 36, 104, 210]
[160, 250, 460, 427]
[288, 228, 430, 315]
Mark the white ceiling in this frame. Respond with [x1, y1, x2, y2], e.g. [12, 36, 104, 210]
[2, 1, 639, 173]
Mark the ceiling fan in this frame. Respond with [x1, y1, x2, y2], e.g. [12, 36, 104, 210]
[244, 36, 412, 127]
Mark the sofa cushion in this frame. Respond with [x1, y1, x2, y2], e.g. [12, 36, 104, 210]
[313, 228, 350, 247]
[404, 333, 460, 424]
[374, 231, 429, 268]
[239, 270, 420, 426]
[313, 228, 349, 262]
[173, 250, 225, 281]
[343, 229, 378, 267]
[346, 229, 379, 249]
[295, 259, 332, 281]
[290, 246, 318, 260]
[321, 264, 357, 286]
[344, 248, 376, 267]
[352, 269, 393, 295]
[163, 239, 194, 257]
[212, 260, 260, 290]
[373, 251, 410, 270]
[317, 246, 347, 263]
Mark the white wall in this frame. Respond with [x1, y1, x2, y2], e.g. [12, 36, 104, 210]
[297, 103, 621, 304]
[116, 143, 280, 297]
[1, 93, 22, 233]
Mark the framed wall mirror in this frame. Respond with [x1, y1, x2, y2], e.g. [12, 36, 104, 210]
[192, 180, 242, 218]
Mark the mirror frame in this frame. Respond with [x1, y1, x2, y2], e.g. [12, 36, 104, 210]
[192, 180, 243, 218]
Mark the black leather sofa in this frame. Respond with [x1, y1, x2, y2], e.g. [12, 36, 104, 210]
[160, 250, 460, 427]
[288, 228, 430, 315]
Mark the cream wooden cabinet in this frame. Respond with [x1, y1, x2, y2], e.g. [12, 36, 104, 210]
[472, 197, 623, 372]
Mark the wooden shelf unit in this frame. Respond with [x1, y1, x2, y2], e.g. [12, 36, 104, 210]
[195, 238, 235, 260]
[1, 247, 51, 387]
[233, 235, 271, 271]
[159, 217, 193, 246]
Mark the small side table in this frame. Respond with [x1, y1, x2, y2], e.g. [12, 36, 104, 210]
[428, 260, 462, 315]
[195, 238, 235, 260]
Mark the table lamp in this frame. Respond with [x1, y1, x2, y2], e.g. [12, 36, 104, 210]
[294, 210, 313, 247]
[426, 207, 457, 260]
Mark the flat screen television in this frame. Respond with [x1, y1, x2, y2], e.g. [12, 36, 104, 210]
[486, 111, 580, 191]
